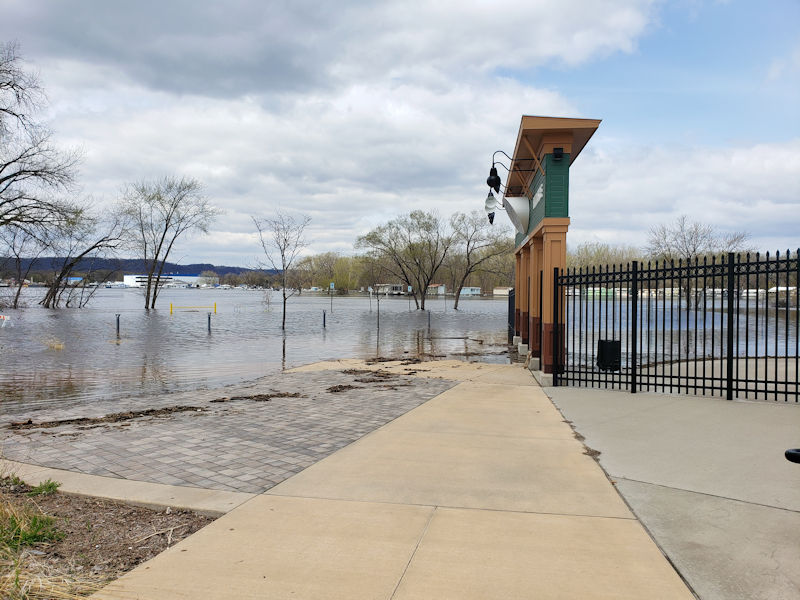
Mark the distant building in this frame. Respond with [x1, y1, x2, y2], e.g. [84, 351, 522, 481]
[122, 274, 217, 288]
[427, 283, 446, 296]
[493, 287, 513, 296]
[460, 286, 481, 296]
[376, 283, 406, 295]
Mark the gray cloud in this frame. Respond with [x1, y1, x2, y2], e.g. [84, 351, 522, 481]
[5, 0, 794, 267]
[5, 0, 653, 97]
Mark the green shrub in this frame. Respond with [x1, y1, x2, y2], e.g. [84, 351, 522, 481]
[27, 479, 60, 497]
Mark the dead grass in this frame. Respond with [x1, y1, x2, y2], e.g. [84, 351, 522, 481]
[0, 477, 101, 599]
[0, 470, 213, 599]
[0, 550, 103, 599]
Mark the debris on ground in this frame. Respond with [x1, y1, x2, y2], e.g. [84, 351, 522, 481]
[326, 384, 360, 393]
[8, 406, 208, 431]
[210, 392, 303, 403]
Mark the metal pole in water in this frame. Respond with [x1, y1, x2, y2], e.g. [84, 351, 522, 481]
[207, 312, 211, 333]
[323, 309, 326, 328]
[115, 313, 120, 338]
[428, 310, 431, 332]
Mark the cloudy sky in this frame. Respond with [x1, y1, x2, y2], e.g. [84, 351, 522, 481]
[3, 0, 798, 266]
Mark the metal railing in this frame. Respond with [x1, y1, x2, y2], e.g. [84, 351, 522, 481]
[554, 251, 799, 402]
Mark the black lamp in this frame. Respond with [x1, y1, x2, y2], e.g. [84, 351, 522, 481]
[486, 167, 501, 193]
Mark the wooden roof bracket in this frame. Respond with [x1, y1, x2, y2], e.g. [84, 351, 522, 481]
[520, 136, 546, 198]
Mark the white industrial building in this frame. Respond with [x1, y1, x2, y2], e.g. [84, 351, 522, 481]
[122, 274, 218, 288]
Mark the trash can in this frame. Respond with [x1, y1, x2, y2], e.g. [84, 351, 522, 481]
[597, 340, 621, 371]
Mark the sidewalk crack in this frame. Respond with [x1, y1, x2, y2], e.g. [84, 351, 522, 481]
[388, 506, 437, 600]
[615, 477, 800, 514]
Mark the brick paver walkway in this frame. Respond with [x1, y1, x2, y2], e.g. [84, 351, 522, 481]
[0, 369, 455, 493]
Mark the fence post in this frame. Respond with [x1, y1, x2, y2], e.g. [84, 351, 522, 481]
[538, 270, 544, 360]
[630, 261, 638, 394]
[553, 267, 559, 386]
[726, 252, 735, 400]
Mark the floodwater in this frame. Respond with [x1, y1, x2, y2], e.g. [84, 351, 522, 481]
[0, 288, 511, 411]
[564, 298, 799, 368]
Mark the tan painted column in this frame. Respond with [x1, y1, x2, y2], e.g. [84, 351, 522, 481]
[530, 236, 543, 358]
[540, 219, 569, 373]
[514, 252, 522, 335]
[520, 245, 530, 344]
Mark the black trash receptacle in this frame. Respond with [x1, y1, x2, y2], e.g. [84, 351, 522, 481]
[597, 340, 621, 371]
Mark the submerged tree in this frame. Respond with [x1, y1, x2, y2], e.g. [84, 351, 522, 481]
[252, 211, 311, 330]
[40, 209, 127, 308]
[0, 224, 45, 308]
[356, 210, 451, 310]
[121, 176, 219, 309]
[447, 210, 514, 309]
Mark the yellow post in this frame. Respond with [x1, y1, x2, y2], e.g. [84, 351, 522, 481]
[214, 302, 217, 314]
[170, 303, 173, 315]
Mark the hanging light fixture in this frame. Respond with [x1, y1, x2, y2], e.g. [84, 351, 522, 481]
[486, 167, 501, 193]
[484, 190, 503, 224]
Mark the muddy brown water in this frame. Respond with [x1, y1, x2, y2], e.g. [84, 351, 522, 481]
[0, 288, 511, 411]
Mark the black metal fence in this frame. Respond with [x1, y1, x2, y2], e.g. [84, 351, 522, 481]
[554, 251, 799, 402]
[507, 289, 515, 336]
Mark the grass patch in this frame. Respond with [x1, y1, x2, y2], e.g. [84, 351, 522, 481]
[7, 476, 25, 488]
[1, 476, 98, 598]
[27, 480, 60, 497]
[1, 509, 63, 551]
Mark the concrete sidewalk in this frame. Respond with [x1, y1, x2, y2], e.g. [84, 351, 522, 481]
[89, 362, 693, 599]
[547, 386, 800, 600]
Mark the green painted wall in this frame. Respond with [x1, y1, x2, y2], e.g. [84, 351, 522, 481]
[544, 152, 569, 219]
[524, 152, 570, 237]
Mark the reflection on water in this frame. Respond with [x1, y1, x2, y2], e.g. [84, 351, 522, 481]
[0, 288, 511, 411]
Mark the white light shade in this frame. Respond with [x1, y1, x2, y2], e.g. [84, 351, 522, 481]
[484, 191, 501, 214]
[503, 196, 529, 235]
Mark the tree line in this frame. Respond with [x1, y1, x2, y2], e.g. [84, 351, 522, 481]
[2, 41, 767, 318]
[568, 215, 753, 270]
[0, 42, 515, 318]
[248, 209, 514, 329]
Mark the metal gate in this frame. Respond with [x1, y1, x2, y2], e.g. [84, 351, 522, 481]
[553, 251, 799, 402]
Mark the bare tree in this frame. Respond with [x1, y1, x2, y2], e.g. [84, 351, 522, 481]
[646, 215, 751, 312]
[121, 176, 219, 309]
[567, 241, 643, 269]
[646, 215, 750, 262]
[0, 224, 45, 308]
[252, 211, 311, 330]
[40, 209, 128, 308]
[356, 211, 451, 310]
[448, 210, 514, 309]
[0, 41, 80, 232]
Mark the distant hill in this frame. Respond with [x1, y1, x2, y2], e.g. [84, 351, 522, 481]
[0, 257, 276, 278]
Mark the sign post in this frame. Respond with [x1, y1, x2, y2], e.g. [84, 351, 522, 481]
[329, 281, 334, 312]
